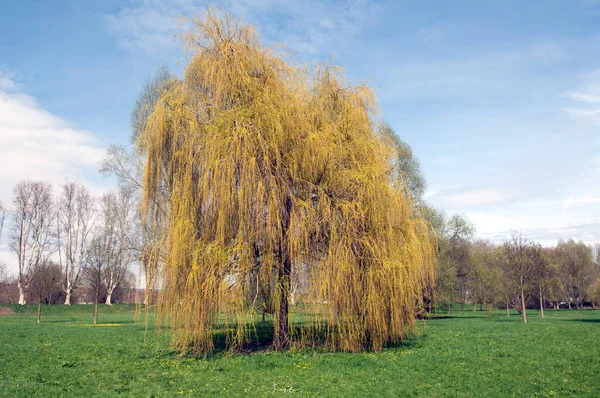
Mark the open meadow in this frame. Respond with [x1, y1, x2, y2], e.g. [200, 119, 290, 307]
[0, 305, 598, 397]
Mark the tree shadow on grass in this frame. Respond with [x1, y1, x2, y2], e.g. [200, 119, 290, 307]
[205, 320, 421, 357]
[426, 315, 488, 320]
[566, 318, 600, 323]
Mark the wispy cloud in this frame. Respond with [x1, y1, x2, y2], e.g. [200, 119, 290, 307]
[104, 0, 385, 57]
[533, 42, 563, 65]
[428, 187, 515, 208]
[563, 70, 600, 124]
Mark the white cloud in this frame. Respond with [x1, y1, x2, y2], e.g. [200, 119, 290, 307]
[0, 77, 108, 210]
[0, 74, 111, 274]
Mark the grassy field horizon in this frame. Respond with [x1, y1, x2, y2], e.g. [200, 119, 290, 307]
[1, 304, 598, 397]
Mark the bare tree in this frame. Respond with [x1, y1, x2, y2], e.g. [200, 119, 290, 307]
[29, 261, 61, 323]
[9, 181, 55, 305]
[101, 145, 161, 305]
[101, 66, 175, 305]
[0, 262, 15, 304]
[57, 182, 95, 305]
[84, 236, 105, 325]
[500, 232, 541, 323]
[99, 188, 136, 305]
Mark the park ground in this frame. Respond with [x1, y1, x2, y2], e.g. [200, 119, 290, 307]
[0, 305, 598, 397]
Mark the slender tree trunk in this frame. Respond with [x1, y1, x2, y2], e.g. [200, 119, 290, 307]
[17, 279, 26, 305]
[539, 285, 544, 318]
[506, 296, 510, 316]
[37, 300, 41, 324]
[5, 285, 13, 304]
[93, 287, 99, 325]
[94, 301, 98, 325]
[473, 302, 476, 312]
[520, 284, 527, 323]
[480, 302, 483, 311]
[568, 300, 571, 310]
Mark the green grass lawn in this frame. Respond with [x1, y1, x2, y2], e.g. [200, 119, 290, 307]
[0, 305, 598, 397]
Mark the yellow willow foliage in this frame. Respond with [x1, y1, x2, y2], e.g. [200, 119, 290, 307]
[139, 10, 436, 355]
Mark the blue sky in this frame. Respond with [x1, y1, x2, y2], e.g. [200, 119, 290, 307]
[1, 0, 600, 270]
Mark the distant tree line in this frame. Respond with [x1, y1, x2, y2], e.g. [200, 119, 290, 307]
[427, 214, 600, 322]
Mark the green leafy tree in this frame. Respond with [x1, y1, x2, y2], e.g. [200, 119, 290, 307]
[555, 240, 596, 309]
[378, 123, 426, 202]
[468, 240, 503, 311]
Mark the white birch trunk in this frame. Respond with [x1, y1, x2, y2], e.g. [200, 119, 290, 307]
[17, 280, 26, 305]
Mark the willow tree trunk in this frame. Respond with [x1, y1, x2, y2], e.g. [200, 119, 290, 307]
[274, 254, 291, 350]
[274, 196, 292, 350]
[539, 285, 544, 318]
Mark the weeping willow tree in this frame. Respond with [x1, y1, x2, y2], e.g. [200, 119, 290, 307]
[139, 9, 436, 354]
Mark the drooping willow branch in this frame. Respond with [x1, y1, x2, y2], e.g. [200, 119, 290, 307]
[139, 8, 436, 355]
